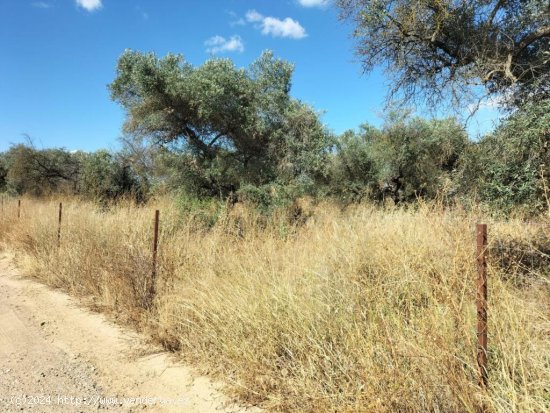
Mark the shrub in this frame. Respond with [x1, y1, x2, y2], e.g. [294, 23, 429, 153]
[459, 99, 550, 215]
[79, 150, 145, 203]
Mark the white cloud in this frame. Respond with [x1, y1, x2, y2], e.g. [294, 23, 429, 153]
[205, 35, 245, 54]
[230, 18, 246, 26]
[32, 2, 52, 9]
[297, 0, 329, 7]
[228, 10, 246, 26]
[245, 10, 307, 39]
[76, 0, 102, 12]
[467, 95, 505, 113]
[245, 10, 264, 23]
[262, 17, 307, 38]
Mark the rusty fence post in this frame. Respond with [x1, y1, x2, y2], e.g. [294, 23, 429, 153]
[476, 224, 488, 390]
[148, 209, 160, 307]
[57, 202, 63, 249]
[18, 199, 21, 219]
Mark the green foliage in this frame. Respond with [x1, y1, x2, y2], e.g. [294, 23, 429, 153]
[175, 192, 225, 228]
[337, 0, 550, 109]
[329, 113, 468, 203]
[0, 153, 8, 192]
[372, 114, 468, 202]
[156, 149, 239, 198]
[109, 50, 333, 197]
[1, 44, 546, 218]
[4, 144, 80, 196]
[328, 126, 381, 202]
[237, 181, 309, 212]
[459, 99, 550, 215]
[79, 150, 144, 203]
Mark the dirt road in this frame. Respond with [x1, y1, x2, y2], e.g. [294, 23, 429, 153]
[0, 252, 259, 413]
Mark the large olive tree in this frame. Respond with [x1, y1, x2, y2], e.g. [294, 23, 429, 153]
[109, 50, 332, 198]
[337, 0, 549, 108]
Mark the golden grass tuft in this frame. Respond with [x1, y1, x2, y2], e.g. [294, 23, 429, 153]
[0, 196, 548, 412]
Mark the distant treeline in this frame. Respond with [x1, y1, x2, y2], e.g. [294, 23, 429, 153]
[1, 51, 548, 215]
[1, 98, 548, 216]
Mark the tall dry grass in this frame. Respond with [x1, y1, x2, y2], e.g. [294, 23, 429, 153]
[0, 196, 548, 412]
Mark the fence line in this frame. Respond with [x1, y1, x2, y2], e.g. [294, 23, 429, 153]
[19, 203, 550, 407]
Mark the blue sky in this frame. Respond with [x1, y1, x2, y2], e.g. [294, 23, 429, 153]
[0, 0, 501, 152]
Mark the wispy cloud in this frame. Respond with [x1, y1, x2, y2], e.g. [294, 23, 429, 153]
[136, 5, 148, 20]
[205, 35, 245, 54]
[32, 2, 52, 9]
[76, 0, 102, 12]
[467, 95, 505, 114]
[228, 10, 246, 27]
[230, 18, 246, 27]
[245, 10, 264, 23]
[297, 0, 330, 7]
[245, 10, 307, 39]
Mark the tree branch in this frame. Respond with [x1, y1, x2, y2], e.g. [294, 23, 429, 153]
[514, 26, 550, 56]
[487, 0, 505, 26]
[208, 131, 226, 148]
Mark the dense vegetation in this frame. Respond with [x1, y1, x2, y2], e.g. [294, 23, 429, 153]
[1, 199, 548, 413]
[2, 1, 547, 213]
[1, 68, 548, 215]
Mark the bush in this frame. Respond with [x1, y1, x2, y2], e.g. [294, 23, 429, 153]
[175, 192, 226, 228]
[328, 127, 381, 202]
[4, 144, 80, 196]
[459, 99, 550, 215]
[329, 113, 468, 204]
[79, 150, 145, 203]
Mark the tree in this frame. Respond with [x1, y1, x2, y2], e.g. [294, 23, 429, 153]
[337, 0, 550, 108]
[109, 50, 332, 198]
[329, 113, 468, 203]
[4, 144, 80, 195]
[328, 126, 381, 201]
[79, 150, 144, 202]
[458, 98, 550, 214]
[371, 114, 468, 202]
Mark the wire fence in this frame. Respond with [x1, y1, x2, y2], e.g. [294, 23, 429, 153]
[1, 196, 549, 400]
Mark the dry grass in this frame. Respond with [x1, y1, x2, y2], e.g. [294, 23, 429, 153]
[0, 196, 548, 412]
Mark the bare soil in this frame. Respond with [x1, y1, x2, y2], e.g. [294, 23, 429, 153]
[0, 252, 260, 413]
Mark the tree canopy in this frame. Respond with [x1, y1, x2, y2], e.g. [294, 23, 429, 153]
[330, 113, 468, 202]
[337, 0, 550, 108]
[459, 98, 550, 214]
[109, 50, 332, 197]
[4, 144, 80, 196]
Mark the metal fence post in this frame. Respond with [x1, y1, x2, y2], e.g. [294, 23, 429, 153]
[148, 209, 160, 307]
[57, 202, 63, 249]
[476, 224, 488, 389]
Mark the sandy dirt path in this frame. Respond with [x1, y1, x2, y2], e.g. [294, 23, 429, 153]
[0, 252, 260, 413]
